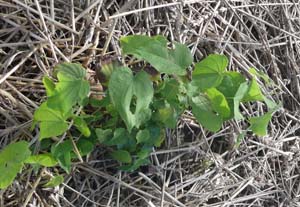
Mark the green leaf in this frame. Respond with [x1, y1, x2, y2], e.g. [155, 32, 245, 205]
[233, 82, 249, 120]
[206, 88, 230, 118]
[34, 103, 69, 140]
[121, 35, 192, 75]
[111, 150, 132, 163]
[159, 78, 180, 104]
[0, 141, 31, 189]
[249, 112, 272, 136]
[192, 54, 228, 90]
[77, 139, 94, 156]
[217, 72, 246, 98]
[190, 95, 223, 132]
[96, 128, 113, 143]
[42, 76, 55, 97]
[108, 67, 153, 132]
[25, 153, 57, 167]
[47, 63, 90, 112]
[249, 67, 270, 84]
[242, 79, 264, 102]
[156, 105, 178, 129]
[44, 175, 64, 188]
[51, 140, 73, 173]
[73, 116, 91, 137]
[136, 129, 151, 144]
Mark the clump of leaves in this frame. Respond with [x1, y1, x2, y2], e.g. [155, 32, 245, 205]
[0, 35, 279, 189]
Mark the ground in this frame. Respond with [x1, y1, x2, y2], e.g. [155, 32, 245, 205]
[1, 0, 300, 206]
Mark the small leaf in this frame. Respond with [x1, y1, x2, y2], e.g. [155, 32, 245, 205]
[44, 175, 64, 188]
[249, 112, 272, 136]
[0, 141, 31, 189]
[34, 103, 69, 140]
[233, 82, 249, 120]
[51, 140, 73, 173]
[192, 54, 228, 90]
[111, 150, 132, 163]
[217, 72, 246, 98]
[108, 67, 153, 132]
[121, 35, 192, 75]
[242, 79, 264, 102]
[25, 153, 57, 167]
[206, 88, 230, 118]
[156, 106, 178, 129]
[42, 76, 55, 97]
[96, 128, 113, 143]
[190, 95, 223, 132]
[76, 139, 94, 156]
[249, 67, 270, 84]
[159, 78, 180, 104]
[73, 116, 91, 137]
[136, 129, 151, 144]
[47, 63, 90, 112]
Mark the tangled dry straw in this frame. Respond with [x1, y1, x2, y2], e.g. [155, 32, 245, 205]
[0, 0, 300, 206]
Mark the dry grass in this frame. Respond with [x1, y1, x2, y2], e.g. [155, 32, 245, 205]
[1, 0, 300, 206]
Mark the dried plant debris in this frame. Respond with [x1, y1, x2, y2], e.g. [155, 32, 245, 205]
[0, 0, 300, 206]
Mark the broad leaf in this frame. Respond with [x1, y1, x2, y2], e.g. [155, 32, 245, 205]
[0, 141, 31, 189]
[190, 95, 223, 132]
[249, 112, 272, 136]
[136, 129, 151, 144]
[44, 175, 64, 188]
[206, 88, 230, 118]
[25, 153, 57, 167]
[96, 128, 113, 143]
[121, 35, 192, 75]
[192, 54, 228, 90]
[34, 103, 69, 140]
[111, 150, 132, 163]
[43, 76, 55, 97]
[51, 140, 73, 173]
[233, 82, 249, 120]
[73, 116, 91, 137]
[217, 72, 247, 119]
[47, 63, 90, 112]
[77, 139, 94, 156]
[242, 79, 264, 102]
[108, 67, 153, 132]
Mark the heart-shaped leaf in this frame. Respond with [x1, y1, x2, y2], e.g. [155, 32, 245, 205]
[108, 67, 153, 132]
[0, 141, 31, 189]
[47, 63, 90, 112]
[121, 35, 192, 75]
[192, 54, 228, 90]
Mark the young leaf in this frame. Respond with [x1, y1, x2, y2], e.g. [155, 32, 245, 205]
[73, 116, 91, 137]
[0, 141, 31, 189]
[121, 35, 192, 75]
[42, 76, 55, 97]
[44, 175, 64, 188]
[47, 63, 90, 112]
[192, 54, 228, 90]
[34, 103, 69, 140]
[242, 79, 264, 102]
[233, 82, 249, 120]
[76, 139, 94, 156]
[51, 140, 73, 173]
[25, 153, 57, 167]
[217, 72, 246, 98]
[136, 129, 151, 144]
[96, 128, 113, 143]
[111, 150, 132, 163]
[249, 112, 272, 136]
[206, 88, 230, 118]
[190, 95, 223, 132]
[108, 67, 153, 132]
